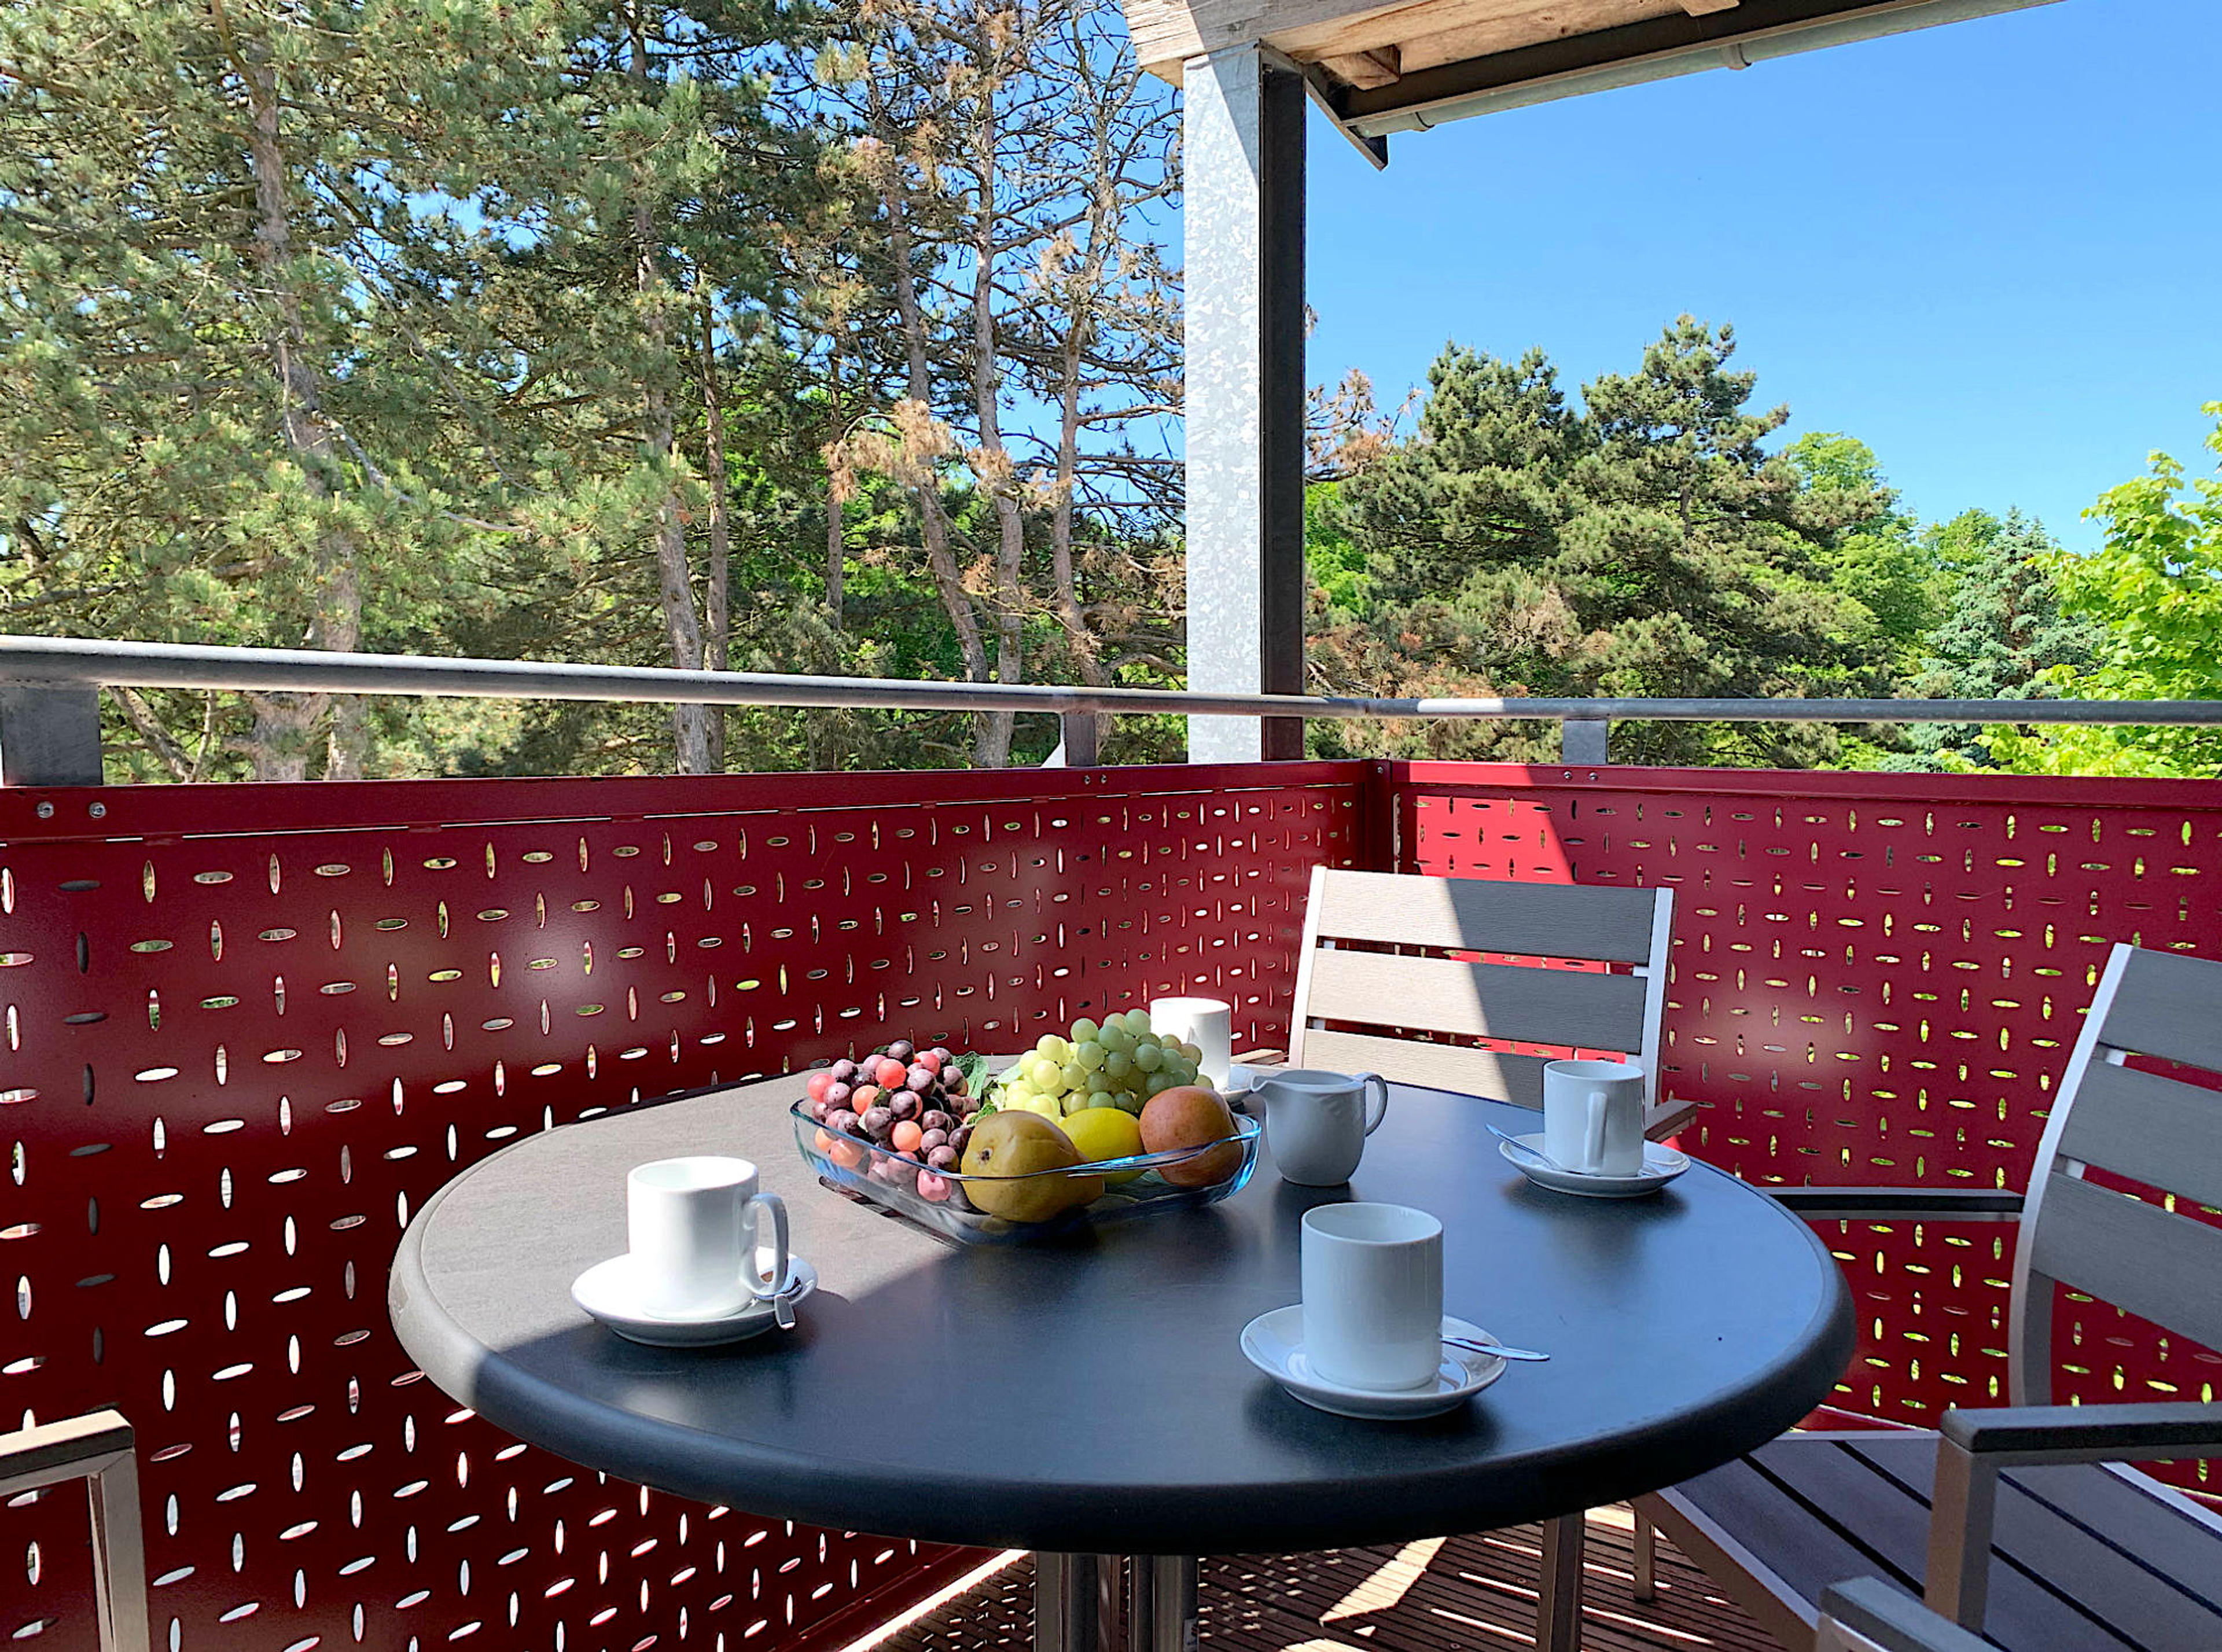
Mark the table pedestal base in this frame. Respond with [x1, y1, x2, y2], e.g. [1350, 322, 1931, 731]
[1036, 1518, 1584, 1652]
[1035, 1554, 1197, 1652]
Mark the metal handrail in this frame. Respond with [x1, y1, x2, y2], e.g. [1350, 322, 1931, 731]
[5, 635, 2221, 727]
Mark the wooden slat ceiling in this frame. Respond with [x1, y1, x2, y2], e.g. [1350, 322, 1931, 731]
[1122, 0, 2058, 134]
[1127, 0, 1737, 85]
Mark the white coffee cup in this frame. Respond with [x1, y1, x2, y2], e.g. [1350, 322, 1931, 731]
[1299, 1202, 1444, 1392]
[1150, 996, 1233, 1087]
[1255, 1069, 1389, 1186]
[1542, 1058, 1646, 1176]
[627, 1156, 792, 1319]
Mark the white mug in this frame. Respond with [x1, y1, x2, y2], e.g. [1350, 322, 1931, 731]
[1542, 1058, 1646, 1176]
[1150, 996, 1233, 1087]
[1300, 1202, 1444, 1392]
[627, 1156, 792, 1318]
[1256, 1069, 1389, 1186]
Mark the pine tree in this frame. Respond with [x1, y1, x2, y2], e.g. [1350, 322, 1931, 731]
[1318, 318, 1889, 766]
[0, 0, 589, 778]
[1903, 508, 2095, 768]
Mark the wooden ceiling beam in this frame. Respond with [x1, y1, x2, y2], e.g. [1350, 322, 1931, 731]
[1316, 44, 1404, 84]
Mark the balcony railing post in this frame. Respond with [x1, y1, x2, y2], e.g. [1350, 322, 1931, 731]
[1560, 717, 1609, 764]
[1061, 710, 1101, 766]
[0, 685, 104, 785]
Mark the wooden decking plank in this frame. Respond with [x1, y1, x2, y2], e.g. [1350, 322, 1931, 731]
[1841, 1436, 2222, 1651]
[1782, 1436, 2131, 1651]
[866, 1511, 1786, 1652]
[2008, 1463, 2222, 1621]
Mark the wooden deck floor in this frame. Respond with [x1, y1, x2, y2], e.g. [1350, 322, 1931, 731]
[870, 1508, 1783, 1652]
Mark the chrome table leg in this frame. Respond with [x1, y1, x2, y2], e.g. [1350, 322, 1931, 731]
[1036, 1554, 1100, 1652]
[1038, 1553, 1196, 1652]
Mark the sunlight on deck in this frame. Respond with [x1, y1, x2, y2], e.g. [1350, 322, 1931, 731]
[872, 1512, 1780, 1652]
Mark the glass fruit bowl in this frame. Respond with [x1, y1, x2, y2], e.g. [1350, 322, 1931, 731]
[789, 1100, 1260, 1245]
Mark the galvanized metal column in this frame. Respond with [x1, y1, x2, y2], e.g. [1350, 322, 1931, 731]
[1183, 45, 1307, 764]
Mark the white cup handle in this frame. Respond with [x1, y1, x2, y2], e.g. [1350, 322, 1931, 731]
[1583, 1090, 1609, 1172]
[745, 1191, 790, 1301]
[1358, 1073, 1390, 1135]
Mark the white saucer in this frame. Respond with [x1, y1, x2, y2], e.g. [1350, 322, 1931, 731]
[1241, 1306, 1504, 1419]
[1498, 1133, 1690, 1198]
[571, 1249, 817, 1347]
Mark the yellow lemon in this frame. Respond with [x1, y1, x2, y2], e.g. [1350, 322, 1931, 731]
[1060, 1106, 1147, 1184]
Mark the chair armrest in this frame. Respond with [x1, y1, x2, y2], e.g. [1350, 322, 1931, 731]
[1940, 1401, 2222, 1465]
[1765, 1187, 2025, 1221]
[1819, 1579, 1991, 1652]
[0, 1410, 136, 1499]
[1924, 1399, 2222, 1629]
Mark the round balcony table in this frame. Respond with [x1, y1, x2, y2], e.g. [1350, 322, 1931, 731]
[389, 1073, 1852, 1652]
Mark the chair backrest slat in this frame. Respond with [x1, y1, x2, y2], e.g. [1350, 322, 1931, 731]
[2025, 1171, 2222, 1356]
[2085, 947, 2222, 1075]
[1287, 867, 1672, 1116]
[2010, 941, 2222, 1403]
[1297, 1028, 1550, 1109]
[2057, 1061, 2222, 1214]
[1305, 868, 1659, 963]
[1306, 948, 1649, 1054]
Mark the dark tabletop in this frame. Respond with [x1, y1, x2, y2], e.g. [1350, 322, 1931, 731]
[388, 1074, 1852, 1555]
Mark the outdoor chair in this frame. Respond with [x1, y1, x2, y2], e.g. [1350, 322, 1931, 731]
[1285, 865, 1677, 1649]
[1, 1409, 150, 1651]
[1817, 1579, 1991, 1652]
[1634, 940, 2222, 1650]
[1287, 865, 1682, 1134]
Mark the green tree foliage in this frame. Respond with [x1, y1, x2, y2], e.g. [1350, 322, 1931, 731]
[0, 0, 594, 778]
[1788, 432, 1940, 667]
[1985, 407, 2222, 777]
[1313, 319, 1892, 766]
[2, 0, 1185, 778]
[1897, 508, 2095, 769]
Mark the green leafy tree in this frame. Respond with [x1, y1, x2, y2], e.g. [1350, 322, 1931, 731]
[1789, 432, 1940, 669]
[1986, 407, 2222, 777]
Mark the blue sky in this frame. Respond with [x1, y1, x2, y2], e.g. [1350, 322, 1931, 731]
[1303, 0, 2220, 549]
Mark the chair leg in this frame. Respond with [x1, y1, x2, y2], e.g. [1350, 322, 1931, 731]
[87, 1448, 151, 1652]
[1632, 1506, 1657, 1603]
[1924, 1440, 1999, 1633]
[1535, 1513, 1584, 1652]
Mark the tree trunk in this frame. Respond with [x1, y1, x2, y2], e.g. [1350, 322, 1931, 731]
[630, 1, 715, 775]
[826, 488, 845, 632]
[880, 170, 991, 707]
[111, 688, 192, 782]
[697, 297, 731, 768]
[320, 553, 366, 778]
[967, 60, 1022, 769]
[231, 20, 358, 780]
[1050, 270, 1112, 756]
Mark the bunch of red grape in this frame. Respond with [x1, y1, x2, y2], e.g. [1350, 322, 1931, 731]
[804, 1039, 978, 1204]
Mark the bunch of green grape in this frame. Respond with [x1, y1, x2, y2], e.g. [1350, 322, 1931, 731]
[996, 1010, 1206, 1119]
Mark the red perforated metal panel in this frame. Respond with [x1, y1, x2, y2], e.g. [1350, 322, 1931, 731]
[12, 749, 2219, 1652]
[1385, 761, 2222, 1489]
[2, 763, 1369, 1650]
